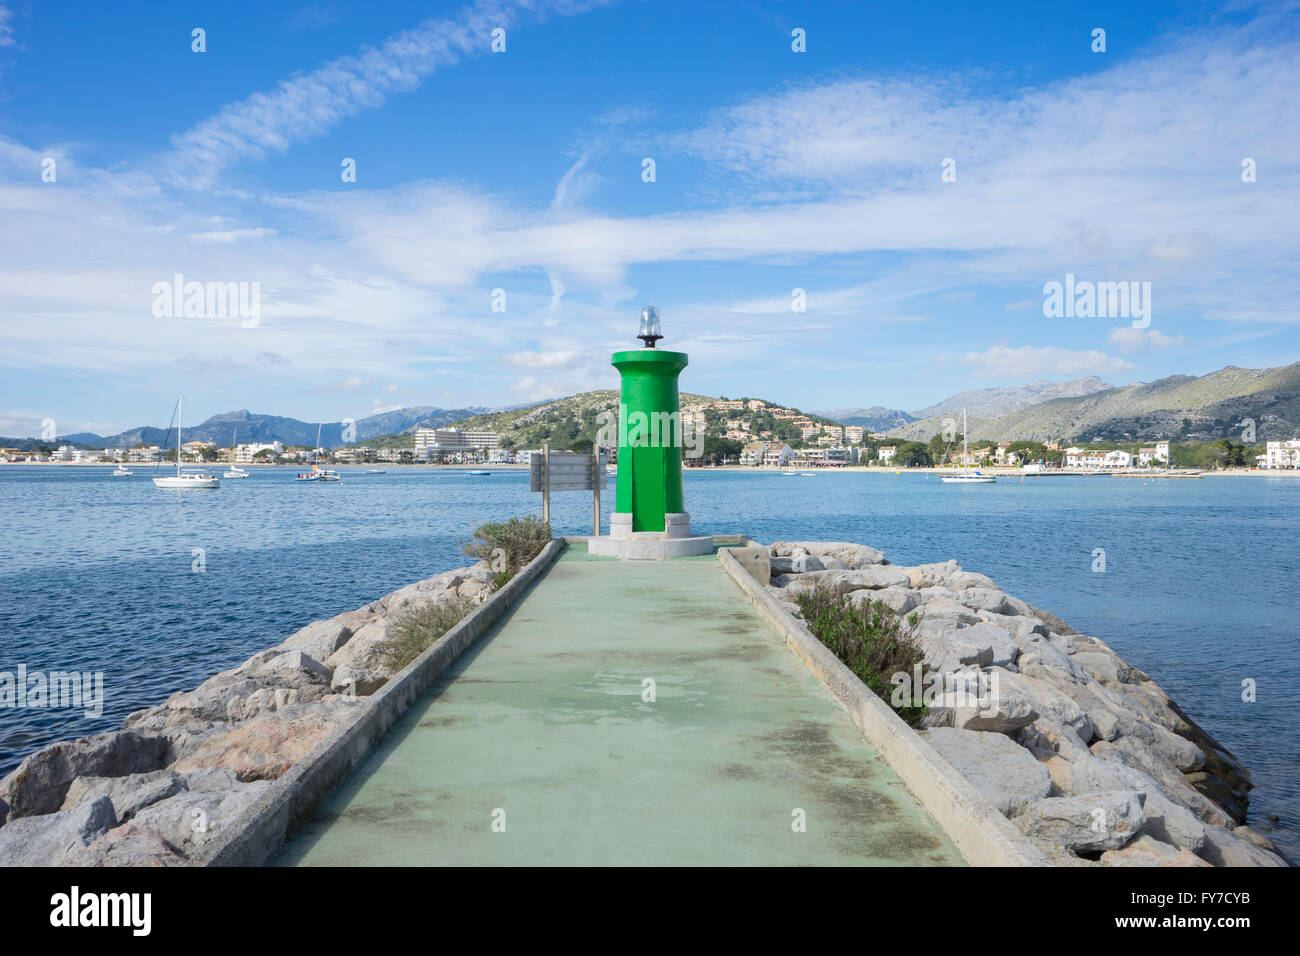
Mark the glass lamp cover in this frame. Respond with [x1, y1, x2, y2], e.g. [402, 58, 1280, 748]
[639, 305, 662, 340]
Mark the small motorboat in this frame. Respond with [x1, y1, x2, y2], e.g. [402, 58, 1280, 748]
[110, 465, 133, 477]
[223, 465, 250, 479]
[363, 469, 386, 474]
[465, 470, 490, 476]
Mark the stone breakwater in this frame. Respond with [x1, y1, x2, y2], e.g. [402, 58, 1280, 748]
[0, 562, 497, 866]
[761, 541, 1289, 867]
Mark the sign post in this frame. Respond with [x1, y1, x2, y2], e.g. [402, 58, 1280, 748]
[531, 448, 605, 534]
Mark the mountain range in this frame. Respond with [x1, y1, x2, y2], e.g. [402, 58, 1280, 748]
[815, 377, 1114, 431]
[884, 363, 1300, 443]
[3, 405, 532, 451]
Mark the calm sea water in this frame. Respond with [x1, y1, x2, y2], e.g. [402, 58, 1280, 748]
[1, 465, 1296, 858]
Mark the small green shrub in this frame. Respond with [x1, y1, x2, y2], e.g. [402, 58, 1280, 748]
[793, 584, 930, 726]
[460, 516, 552, 574]
[382, 595, 478, 672]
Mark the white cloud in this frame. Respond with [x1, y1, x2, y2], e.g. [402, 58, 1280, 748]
[962, 345, 1134, 377]
[0, 6, 14, 48]
[505, 349, 584, 370]
[191, 228, 278, 243]
[1107, 326, 1186, 353]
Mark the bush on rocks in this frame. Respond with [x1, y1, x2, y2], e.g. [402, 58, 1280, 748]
[793, 584, 930, 725]
[382, 595, 480, 673]
[460, 516, 552, 578]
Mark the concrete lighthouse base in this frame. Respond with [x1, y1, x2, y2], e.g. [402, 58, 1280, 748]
[587, 512, 715, 560]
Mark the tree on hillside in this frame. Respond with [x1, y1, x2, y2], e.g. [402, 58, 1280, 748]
[896, 441, 932, 467]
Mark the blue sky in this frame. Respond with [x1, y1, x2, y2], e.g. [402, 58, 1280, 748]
[1, 0, 1297, 435]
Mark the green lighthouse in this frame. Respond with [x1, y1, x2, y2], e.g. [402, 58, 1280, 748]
[589, 306, 713, 559]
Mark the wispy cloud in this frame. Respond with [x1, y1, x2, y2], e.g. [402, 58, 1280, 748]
[0, 6, 15, 48]
[162, 0, 606, 187]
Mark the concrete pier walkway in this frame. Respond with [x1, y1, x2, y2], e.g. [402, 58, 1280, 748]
[274, 547, 964, 866]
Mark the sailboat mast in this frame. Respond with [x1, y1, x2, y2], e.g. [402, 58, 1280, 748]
[963, 407, 968, 470]
[177, 393, 183, 476]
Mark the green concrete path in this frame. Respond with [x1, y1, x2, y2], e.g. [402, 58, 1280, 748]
[274, 547, 965, 866]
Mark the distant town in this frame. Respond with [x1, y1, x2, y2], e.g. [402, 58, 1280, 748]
[7, 393, 1299, 471]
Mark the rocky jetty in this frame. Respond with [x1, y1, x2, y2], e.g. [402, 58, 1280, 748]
[0, 563, 495, 866]
[762, 541, 1289, 867]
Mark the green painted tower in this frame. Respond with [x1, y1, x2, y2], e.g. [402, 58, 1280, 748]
[613, 345, 688, 532]
[590, 306, 713, 559]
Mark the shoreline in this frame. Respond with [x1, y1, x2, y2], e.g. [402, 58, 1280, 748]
[4, 461, 1298, 478]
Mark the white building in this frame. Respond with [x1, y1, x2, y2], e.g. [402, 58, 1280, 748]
[487, 448, 514, 463]
[1065, 448, 1132, 469]
[763, 443, 795, 467]
[877, 445, 898, 464]
[413, 427, 500, 453]
[1263, 439, 1300, 469]
[844, 425, 864, 445]
[235, 441, 283, 464]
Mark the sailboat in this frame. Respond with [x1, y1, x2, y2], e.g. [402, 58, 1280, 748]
[940, 408, 996, 484]
[224, 427, 249, 478]
[296, 424, 341, 481]
[153, 394, 220, 489]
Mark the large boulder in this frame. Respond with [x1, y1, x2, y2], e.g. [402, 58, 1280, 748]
[0, 731, 170, 818]
[279, 618, 353, 663]
[59, 770, 183, 821]
[67, 823, 187, 867]
[1101, 834, 1211, 867]
[128, 782, 274, 859]
[784, 566, 913, 596]
[906, 560, 961, 589]
[1198, 825, 1288, 867]
[171, 702, 353, 782]
[1014, 791, 1143, 853]
[848, 586, 918, 616]
[1073, 650, 1145, 687]
[946, 668, 1039, 733]
[326, 618, 397, 674]
[922, 727, 1051, 815]
[0, 795, 116, 866]
[770, 542, 886, 567]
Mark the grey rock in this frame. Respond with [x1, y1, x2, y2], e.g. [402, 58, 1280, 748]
[256, 649, 332, 683]
[946, 668, 1039, 733]
[1198, 825, 1288, 867]
[331, 663, 388, 696]
[66, 823, 187, 867]
[0, 795, 116, 865]
[1074, 651, 1144, 686]
[957, 588, 1016, 615]
[129, 782, 274, 859]
[906, 560, 961, 589]
[59, 770, 183, 821]
[922, 727, 1051, 815]
[0, 730, 170, 818]
[1015, 791, 1143, 852]
[279, 618, 353, 663]
[949, 570, 998, 590]
[1101, 834, 1211, 867]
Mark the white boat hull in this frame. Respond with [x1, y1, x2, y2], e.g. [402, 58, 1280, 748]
[153, 475, 220, 489]
[940, 474, 996, 483]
